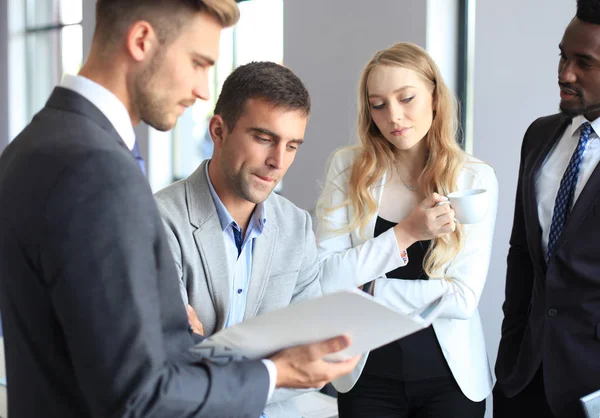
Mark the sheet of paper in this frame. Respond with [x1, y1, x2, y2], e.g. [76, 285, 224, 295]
[580, 387, 600, 418]
[191, 289, 451, 362]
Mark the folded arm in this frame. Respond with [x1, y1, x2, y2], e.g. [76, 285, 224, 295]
[373, 166, 499, 319]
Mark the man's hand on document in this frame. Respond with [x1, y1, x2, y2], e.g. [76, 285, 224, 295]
[270, 335, 360, 388]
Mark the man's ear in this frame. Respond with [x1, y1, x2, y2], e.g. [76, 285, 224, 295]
[209, 115, 227, 149]
[125, 21, 158, 62]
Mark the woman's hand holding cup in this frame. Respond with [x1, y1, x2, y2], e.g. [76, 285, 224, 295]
[393, 193, 456, 250]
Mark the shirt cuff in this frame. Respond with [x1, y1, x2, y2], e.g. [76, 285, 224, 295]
[381, 227, 409, 266]
[261, 359, 277, 401]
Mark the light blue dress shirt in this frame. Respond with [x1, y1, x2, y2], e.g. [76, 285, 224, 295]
[205, 162, 266, 327]
[206, 164, 270, 417]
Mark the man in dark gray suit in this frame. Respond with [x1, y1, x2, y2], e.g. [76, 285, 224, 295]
[0, 1, 358, 417]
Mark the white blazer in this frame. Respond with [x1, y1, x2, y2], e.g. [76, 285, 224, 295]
[316, 147, 497, 402]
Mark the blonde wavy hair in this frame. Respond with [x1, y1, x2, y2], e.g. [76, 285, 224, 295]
[321, 42, 466, 278]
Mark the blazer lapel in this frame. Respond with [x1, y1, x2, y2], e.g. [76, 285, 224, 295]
[186, 162, 231, 330]
[353, 171, 388, 244]
[367, 172, 387, 239]
[244, 204, 277, 318]
[524, 115, 571, 273]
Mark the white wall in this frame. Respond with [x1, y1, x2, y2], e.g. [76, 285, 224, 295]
[426, 0, 460, 95]
[473, 1, 575, 407]
[282, 0, 429, 210]
[82, 0, 95, 61]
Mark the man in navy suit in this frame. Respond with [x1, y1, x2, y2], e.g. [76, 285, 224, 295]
[495, 1, 600, 417]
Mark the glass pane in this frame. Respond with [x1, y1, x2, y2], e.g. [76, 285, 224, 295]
[170, 0, 284, 184]
[26, 0, 60, 28]
[235, 0, 284, 65]
[60, 0, 83, 25]
[215, 27, 234, 99]
[25, 25, 83, 122]
[61, 24, 83, 76]
[26, 30, 61, 119]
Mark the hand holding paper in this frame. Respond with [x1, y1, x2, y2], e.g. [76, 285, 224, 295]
[269, 335, 361, 389]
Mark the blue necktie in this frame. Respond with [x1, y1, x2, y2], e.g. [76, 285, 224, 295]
[132, 141, 146, 176]
[547, 122, 592, 260]
[232, 226, 243, 257]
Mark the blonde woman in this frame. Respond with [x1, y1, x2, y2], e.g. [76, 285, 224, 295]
[316, 42, 498, 417]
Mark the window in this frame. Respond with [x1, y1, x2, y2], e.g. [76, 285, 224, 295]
[170, 0, 284, 182]
[24, 0, 83, 121]
[456, 0, 475, 152]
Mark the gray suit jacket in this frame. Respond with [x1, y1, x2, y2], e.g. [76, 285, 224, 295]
[155, 160, 323, 417]
[0, 88, 269, 418]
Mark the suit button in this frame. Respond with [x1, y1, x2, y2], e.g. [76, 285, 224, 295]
[548, 308, 558, 317]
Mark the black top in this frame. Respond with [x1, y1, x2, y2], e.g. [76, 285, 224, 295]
[361, 216, 450, 381]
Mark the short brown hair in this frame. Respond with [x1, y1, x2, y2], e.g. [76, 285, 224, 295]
[214, 61, 311, 130]
[95, 0, 239, 46]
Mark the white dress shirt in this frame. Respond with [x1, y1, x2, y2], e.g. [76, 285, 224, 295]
[536, 115, 600, 255]
[60, 74, 136, 151]
[60, 74, 278, 401]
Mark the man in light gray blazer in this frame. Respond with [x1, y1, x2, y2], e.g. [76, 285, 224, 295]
[155, 62, 322, 418]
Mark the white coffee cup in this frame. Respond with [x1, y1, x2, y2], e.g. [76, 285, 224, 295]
[444, 189, 489, 224]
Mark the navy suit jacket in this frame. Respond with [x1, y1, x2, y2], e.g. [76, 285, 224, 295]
[496, 113, 600, 418]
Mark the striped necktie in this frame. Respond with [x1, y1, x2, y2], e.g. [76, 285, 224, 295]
[546, 122, 592, 260]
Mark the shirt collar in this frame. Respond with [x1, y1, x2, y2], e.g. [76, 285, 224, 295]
[205, 161, 267, 233]
[567, 114, 600, 140]
[60, 74, 136, 151]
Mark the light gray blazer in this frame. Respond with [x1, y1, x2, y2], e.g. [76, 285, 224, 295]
[154, 160, 322, 418]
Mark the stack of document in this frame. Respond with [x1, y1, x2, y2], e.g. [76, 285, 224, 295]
[191, 289, 450, 362]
